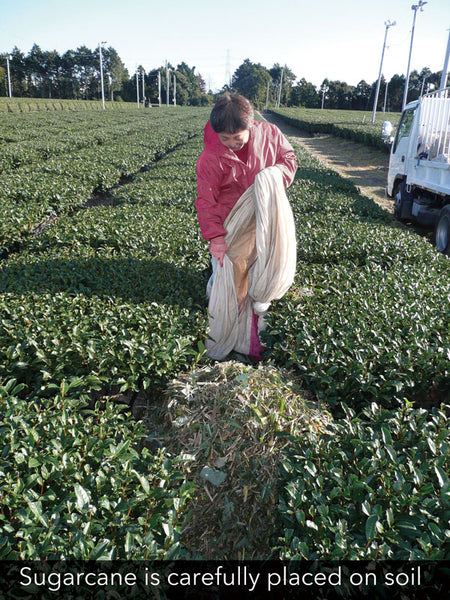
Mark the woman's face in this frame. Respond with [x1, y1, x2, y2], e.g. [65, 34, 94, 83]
[218, 129, 250, 151]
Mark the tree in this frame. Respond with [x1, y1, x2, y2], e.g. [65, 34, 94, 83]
[325, 80, 353, 109]
[9, 47, 27, 96]
[231, 59, 271, 108]
[290, 78, 319, 107]
[61, 50, 79, 99]
[387, 74, 405, 112]
[351, 80, 372, 110]
[0, 65, 5, 96]
[174, 62, 203, 105]
[269, 63, 296, 106]
[102, 47, 128, 101]
[72, 46, 97, 100]
[45, 50, 62, 98]
[26, 44, 47, 97]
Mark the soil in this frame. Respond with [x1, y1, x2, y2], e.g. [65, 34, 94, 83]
[261, 111, 394, 214]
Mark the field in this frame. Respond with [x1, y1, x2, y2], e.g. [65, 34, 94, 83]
[0, 104, 449, 563]
[269, 107, 402, 153]
[0, 97, 139, 112]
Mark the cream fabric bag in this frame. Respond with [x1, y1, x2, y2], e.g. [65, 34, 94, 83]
[206, 166, 296, 360]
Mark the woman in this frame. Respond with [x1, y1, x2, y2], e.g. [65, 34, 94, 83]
[195, 93, 297, 360]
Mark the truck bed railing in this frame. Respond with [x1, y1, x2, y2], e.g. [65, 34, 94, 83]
[416, 87, 450, 164]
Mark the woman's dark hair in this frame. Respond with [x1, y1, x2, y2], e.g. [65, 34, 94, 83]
[209, 93, 254, 133]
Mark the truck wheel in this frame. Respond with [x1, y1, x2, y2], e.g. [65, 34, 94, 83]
[393, 180, 412, 221]
[435, 206, 450, 255]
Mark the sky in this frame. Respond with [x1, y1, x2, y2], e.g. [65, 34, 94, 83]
[1, 0, 449, 92]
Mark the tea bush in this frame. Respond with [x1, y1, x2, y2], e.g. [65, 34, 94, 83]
[0, 108, 209, 255]
[277, 402, 450, 559]
[0, 379, 194, 559]
[0, 138, 209, 401]
[265, 144, 450, 409]
[1, 108, 448, 562]
[0, 114, 209, 559]
[268, 107, 401, 153]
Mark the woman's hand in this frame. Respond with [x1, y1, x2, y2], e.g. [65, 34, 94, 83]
[209, 236, 227, 267]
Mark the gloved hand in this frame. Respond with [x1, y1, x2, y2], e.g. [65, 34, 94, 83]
[209, 236, 227, 267]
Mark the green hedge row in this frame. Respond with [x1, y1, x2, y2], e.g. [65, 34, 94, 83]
[1, 108, 448, 560]
[0, 380, 194, 559]
[0, 141, 208, 402]
[268, 107, 401, 153]
[0, 97, 142, 112]
[0, 120, 209, 560]
[278, 402, 449, 559]
[266, 144, 450, 409]
[0, 108, 209, 256]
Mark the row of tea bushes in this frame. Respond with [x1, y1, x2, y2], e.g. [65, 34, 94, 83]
[268, 107, 401, 152]
[269, 142, 449, 560]
[0, 109, 204, 165]
[0, 128, 209, 559]
[277, 401, 449, 559]
[0, 380, 194, 560]
[0, 97, 144, 112]
[0, 139, 209, 401]
[1, 110, 448, 560]
[0, 108, 209, 256]
[266, 143, 450, 410]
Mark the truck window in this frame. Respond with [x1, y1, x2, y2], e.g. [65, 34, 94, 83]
[392, 108, 416, 153]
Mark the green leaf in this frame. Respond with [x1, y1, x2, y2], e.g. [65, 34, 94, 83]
[386, 508, 394, 528]
[365, 514, 378, 541]
[74, 483, 91, 512]
[381, 426, 392, 445]
[434, 466, 448, 488]
[396, 515, 422, 540]
[125, 531, 134, 555]
[26, 499, 49, 528]
[305, 520, 318, 531]
[88, 540, 111, 560]
[133, 470, 150, 494]
[361, 500, 371, 517]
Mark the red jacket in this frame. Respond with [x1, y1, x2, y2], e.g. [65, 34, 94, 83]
[195, 120, 297, 241]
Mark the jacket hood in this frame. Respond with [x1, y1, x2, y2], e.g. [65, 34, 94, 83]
[203, 121, 224, 152]
[203, 121, 254, 158]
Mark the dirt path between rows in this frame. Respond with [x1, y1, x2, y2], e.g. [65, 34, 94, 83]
[261, 111, 394, 214]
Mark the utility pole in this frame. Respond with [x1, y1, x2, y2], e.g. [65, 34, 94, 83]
[265, 80, 270, 110]
[420, 75, 428, 96]
[6, 54, 12, 97]
[225, 49, 231, 89]
[402, 1, 427, 111]
[158, 71, 161, 107]
[142, 68, 145, 104]
[173, 73, 176, 106]
[383, 81, 389, 112]
[108, 73, 113, 101]
[98, 43, 106, 109]
[440, 29, 450, 90]
[166, 61, 170, 107]
[277, 69, 284, 108]
[321, 84, 328, 109]
[372, 20, 396, 123]
[136, 70, 140, 108]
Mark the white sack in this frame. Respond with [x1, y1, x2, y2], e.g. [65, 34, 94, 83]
[206, 166, 296, 360]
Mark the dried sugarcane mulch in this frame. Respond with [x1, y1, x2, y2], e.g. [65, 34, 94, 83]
[145, 360, 332, 560]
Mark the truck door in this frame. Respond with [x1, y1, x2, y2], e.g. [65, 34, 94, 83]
[389, 106, 417, 182]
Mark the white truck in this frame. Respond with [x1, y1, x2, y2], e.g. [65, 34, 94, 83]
[384, 87, 450, 254]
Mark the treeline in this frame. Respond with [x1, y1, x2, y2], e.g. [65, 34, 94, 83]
[0, 44, 212, 106]
[231, 59, 447, 112]
[1, 46, 446, 111]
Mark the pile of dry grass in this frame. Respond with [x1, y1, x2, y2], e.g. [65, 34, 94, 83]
[145, 360, 332, 559]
